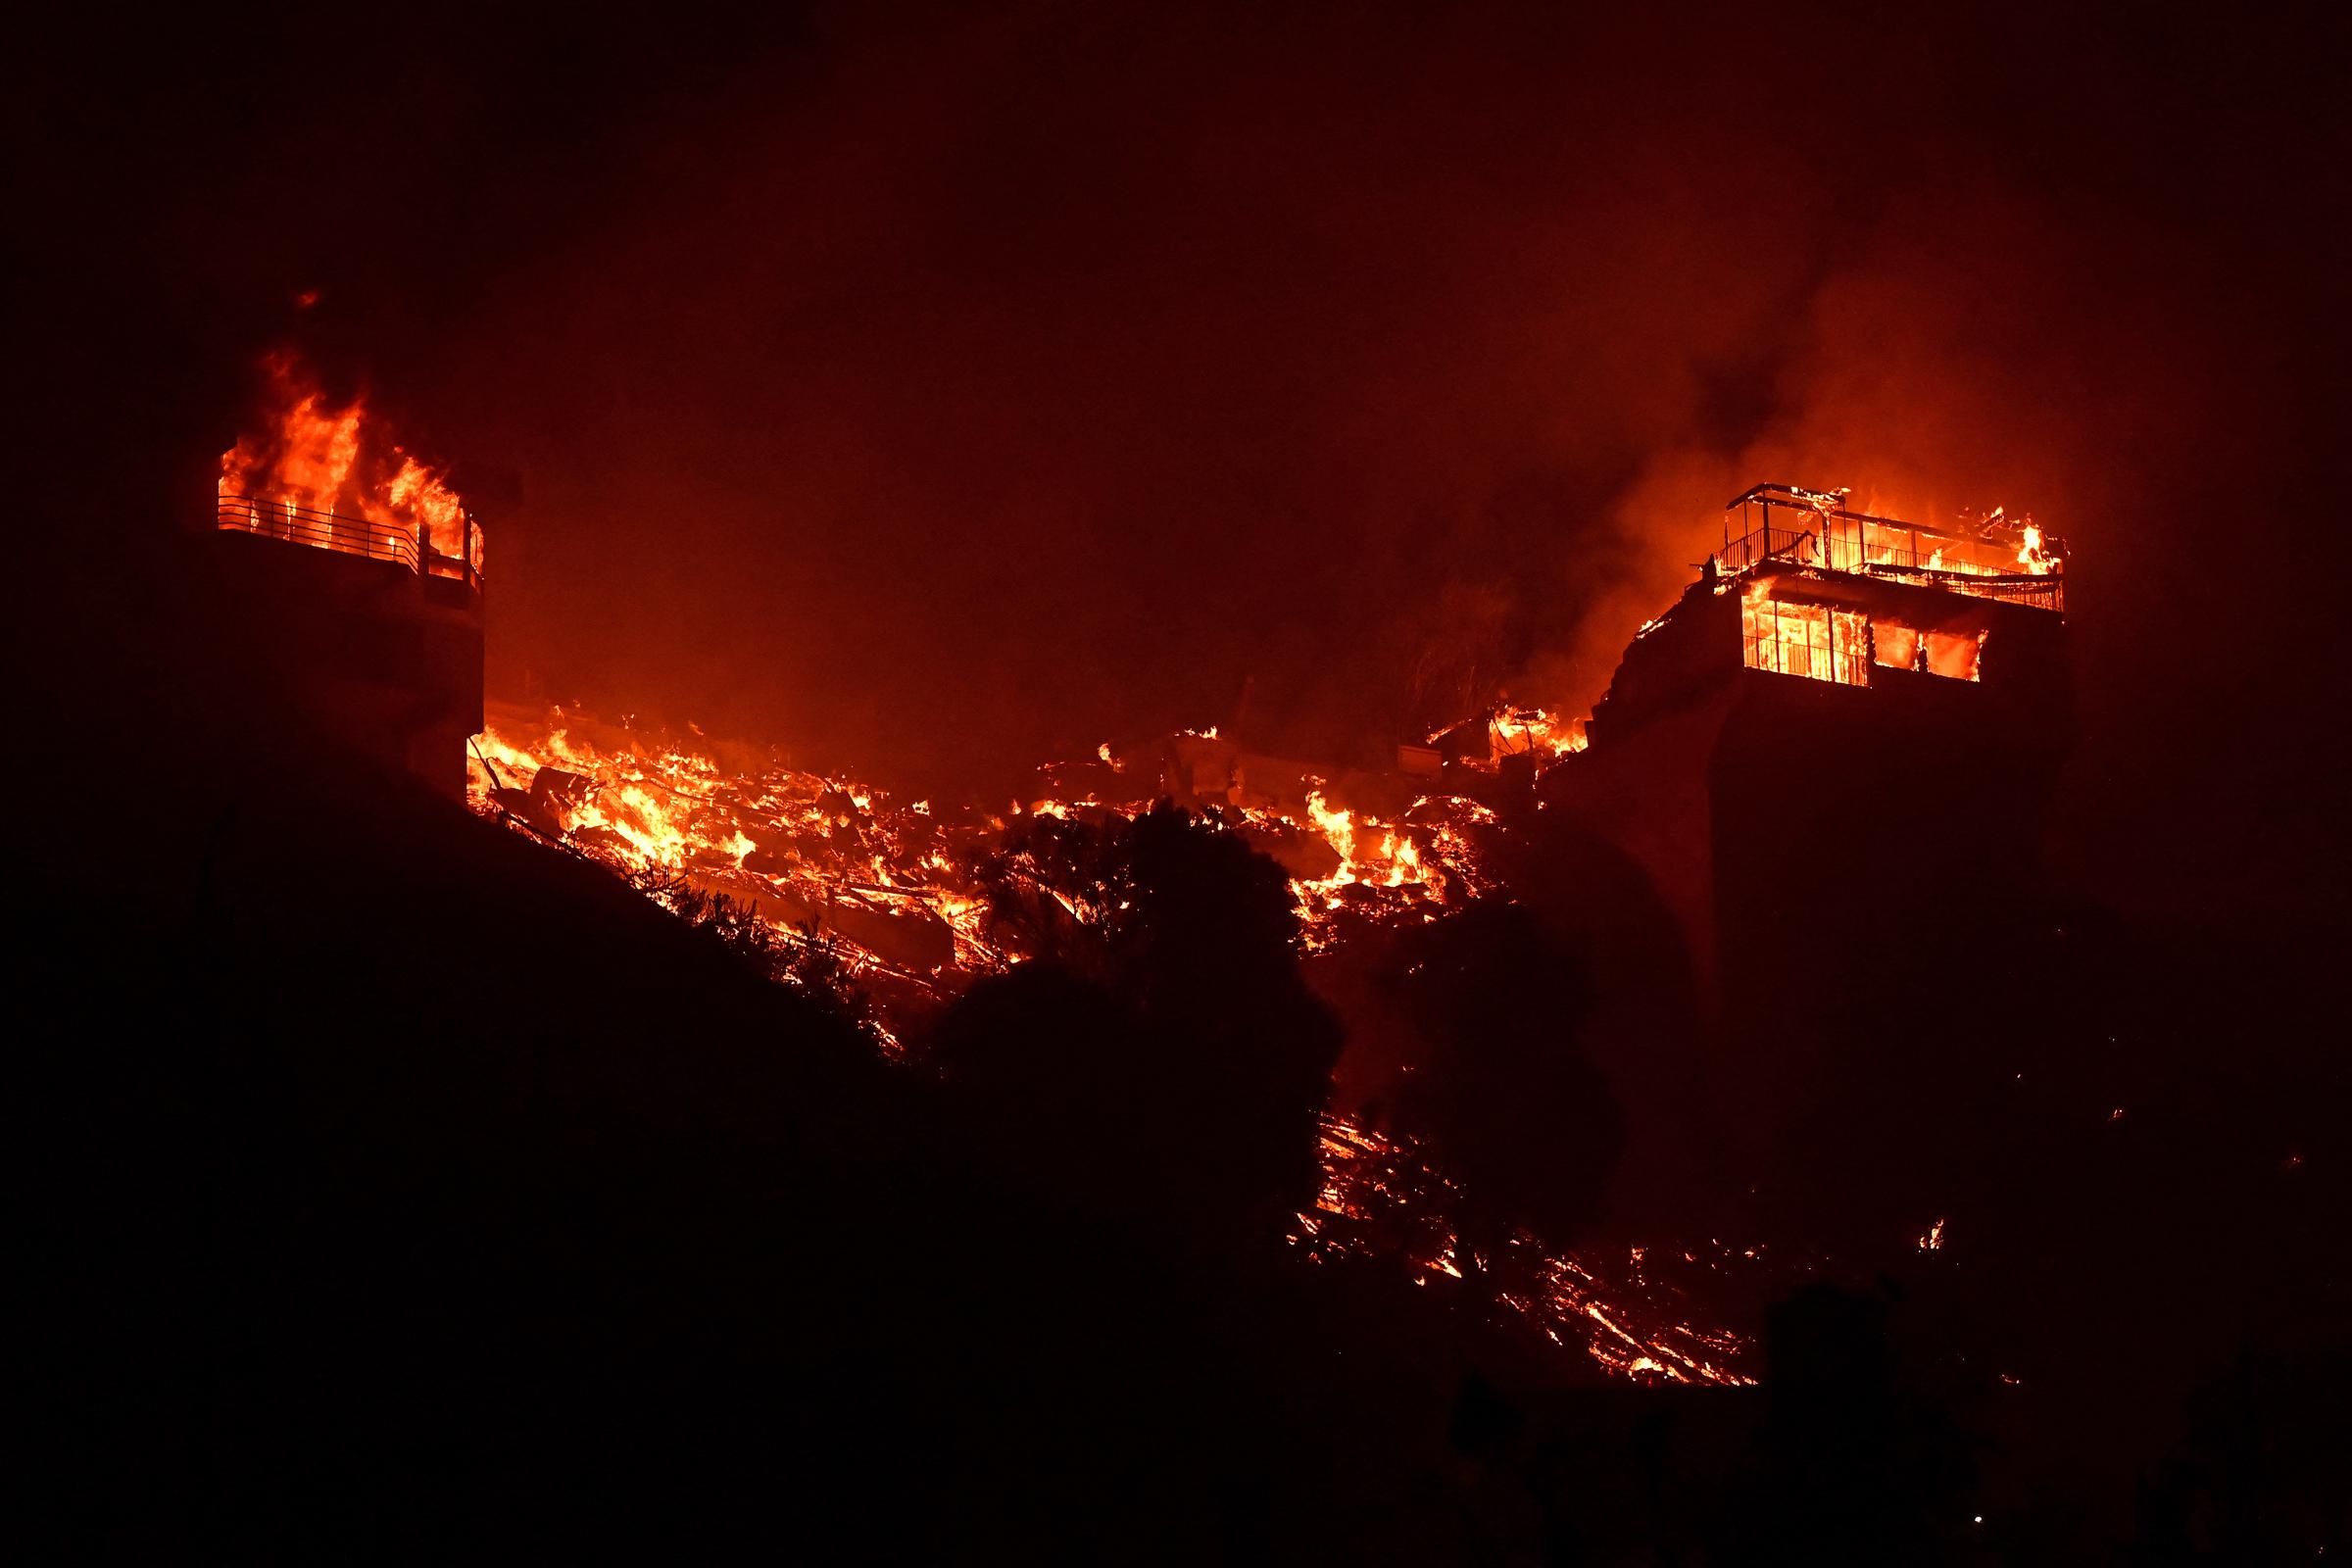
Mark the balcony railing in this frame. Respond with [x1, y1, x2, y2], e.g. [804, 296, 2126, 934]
[1719, 485, 2062, 612]
[218, 494, 480, 592]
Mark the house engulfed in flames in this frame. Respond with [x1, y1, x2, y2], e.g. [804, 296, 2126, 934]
[212, 353, 484, 799]
[1541, 484, 2072, 1180]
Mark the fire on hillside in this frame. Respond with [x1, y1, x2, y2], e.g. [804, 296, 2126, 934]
[462, 703, 1774, 1386]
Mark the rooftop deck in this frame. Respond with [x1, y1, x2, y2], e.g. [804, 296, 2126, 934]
[1719, 484, 2063, 612]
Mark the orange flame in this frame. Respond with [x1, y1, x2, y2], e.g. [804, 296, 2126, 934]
[219, 350, 475, 571]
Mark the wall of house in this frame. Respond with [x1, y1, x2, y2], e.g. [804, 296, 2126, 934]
[212, 529, 484, 799]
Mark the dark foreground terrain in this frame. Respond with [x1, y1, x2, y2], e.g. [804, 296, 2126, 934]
[20, 564, 2345, 1558]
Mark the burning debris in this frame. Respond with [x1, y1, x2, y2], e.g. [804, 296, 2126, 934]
[466, 703, 1506, 994]
[461, 703, 1770, 1384]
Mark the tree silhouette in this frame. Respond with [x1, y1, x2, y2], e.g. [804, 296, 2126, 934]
[1385, 900, 1624, 1288]
[935, 803, 1343, 1244]
[1722, 1283, 1978, 1565]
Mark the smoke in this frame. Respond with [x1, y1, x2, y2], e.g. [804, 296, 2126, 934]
[400, 12, 1855, 773]
[22, 2, 2340, 912]
[1529, 180, 2122, 710]
[405, 12, 2264, 762]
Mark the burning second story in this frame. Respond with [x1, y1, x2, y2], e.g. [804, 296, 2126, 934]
[1587, 484, 2066, 749]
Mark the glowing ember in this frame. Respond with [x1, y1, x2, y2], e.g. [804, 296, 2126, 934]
[1302, 1118, 1761, 1384]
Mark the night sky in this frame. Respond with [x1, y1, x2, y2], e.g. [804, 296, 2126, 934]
[22, 2, 2344, 921]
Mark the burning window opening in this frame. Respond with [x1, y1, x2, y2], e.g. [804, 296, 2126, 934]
[1872, 621, 1923, 671]
[1693, 485, 2062, 693]
[1925, 627, 1988, 681]
[1740, 592, 1872, 686]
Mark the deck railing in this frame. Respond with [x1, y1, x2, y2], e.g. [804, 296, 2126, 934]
[218, 494, 480, 591]
[1719, 486, 2062, 612]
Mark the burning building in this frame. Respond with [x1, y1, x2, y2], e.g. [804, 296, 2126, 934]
[212, 355, 484, 799]
[1542, 485, 2072, 1186]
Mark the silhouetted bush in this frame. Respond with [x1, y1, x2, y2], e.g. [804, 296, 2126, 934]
[2132, 1339, 2351, 1562]
[935, 802, 1344, 1243]
[1384, 900, 1625, 1286]
[630, 862, 878, 1038]
[1722, 1283, 1979, 1565]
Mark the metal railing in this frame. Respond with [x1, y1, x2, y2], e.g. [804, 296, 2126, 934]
[1718, 525, 1818, 575]
[218, 494, 480, 590]
[1719, 485, 2063, 612]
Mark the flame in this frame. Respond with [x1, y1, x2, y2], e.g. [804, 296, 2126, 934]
[1304, 790, 1357, 865]
[375, 452, 472, 566]
[473, 706, 1493, 973]
[1268, 789, 1472, 944]
[218, 353, 363, 516]
[218, 349, 476, 574]
[1486, 706, 1586, 760]
[2015, 521, 2056, 575]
